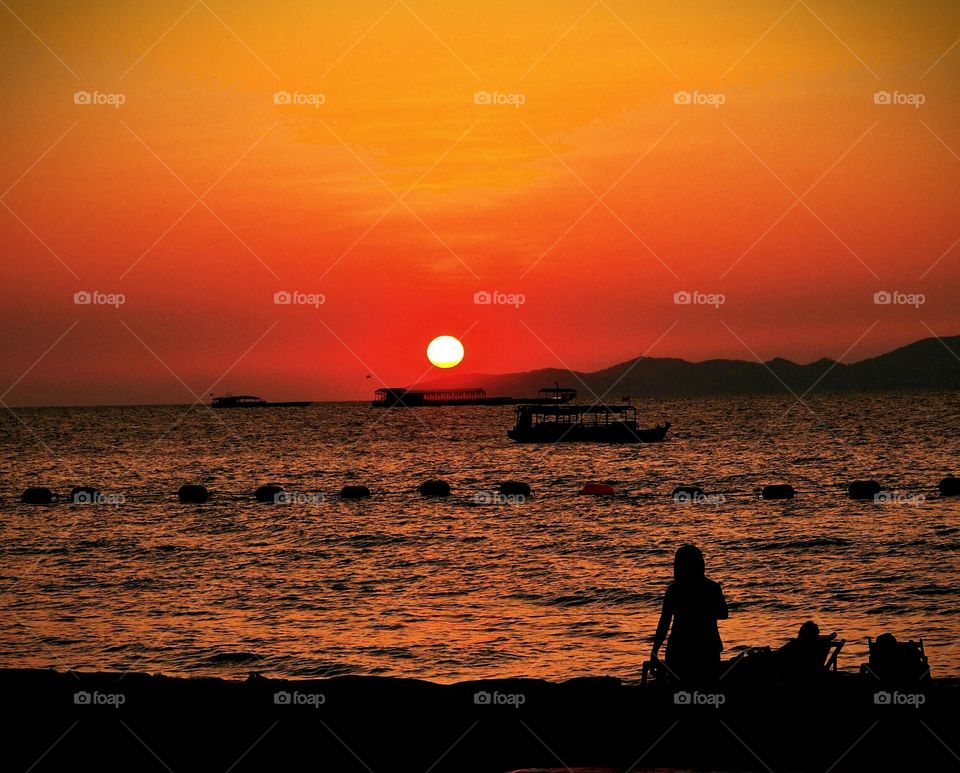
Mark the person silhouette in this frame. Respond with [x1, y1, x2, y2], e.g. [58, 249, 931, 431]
[776, 620, 836, 680]
[650, 544, 728, 682]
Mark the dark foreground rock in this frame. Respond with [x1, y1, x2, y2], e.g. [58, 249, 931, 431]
[1, 669, 958, 771]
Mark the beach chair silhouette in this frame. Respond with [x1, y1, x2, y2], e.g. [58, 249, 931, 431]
[822, 636, 845, 671]
[721, 636, 845, 684]
[860, 635, 930, 681]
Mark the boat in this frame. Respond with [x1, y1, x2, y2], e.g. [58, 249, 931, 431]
[372, 388, 513, 407]
[530, 385, 577, 404]
[507, 403, 670, 443]
[211, 395, 311, 408]
[372, 385, 577, 408]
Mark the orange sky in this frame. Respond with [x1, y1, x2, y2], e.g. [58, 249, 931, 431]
[1, 0, 959, 405]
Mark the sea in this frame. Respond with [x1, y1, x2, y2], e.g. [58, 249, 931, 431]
[1, 393, 958, 681]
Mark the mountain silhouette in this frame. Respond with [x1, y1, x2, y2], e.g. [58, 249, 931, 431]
[421, 335, 960, 397]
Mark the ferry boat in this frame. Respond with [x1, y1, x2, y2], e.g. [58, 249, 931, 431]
[372, 385, 577, 408]
[372, 388, 512, 407]
[507, 404, 670, 443]
[532, 385, 577, 403]
[211, 395, 311, 408]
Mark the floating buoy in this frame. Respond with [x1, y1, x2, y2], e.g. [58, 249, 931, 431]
[939, 477, 960, 496]
[178, 484, 210, 504]
[581, 482, 616, 496]
[762, 484, 795, 500]
[499, 481, 531, 497]
[340, 485, 371, 499]
[848, 480, 881, 500]
[70, 486, 100, 504]
[255, 484, 285, 503]
[21, 486, 53, 505]
[672, 485, 703, 503]
[419, 480, 451, 497]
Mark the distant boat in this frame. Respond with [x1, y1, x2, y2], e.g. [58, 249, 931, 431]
[211, 395, 311, 408]
[372, 385, 577, 408]
[531, 385, 577, 404]
[372, 388, 510, 407]
[507, 404, 670, 443]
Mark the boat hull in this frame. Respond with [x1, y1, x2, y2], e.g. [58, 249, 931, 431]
[508, 422, 669, 443]
[372, 385, 576, 407]
[212, 401, 311, 408]
[371, 397, 514, 407]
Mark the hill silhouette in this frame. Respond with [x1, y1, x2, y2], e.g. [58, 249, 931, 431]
[421, 334, 960, 397]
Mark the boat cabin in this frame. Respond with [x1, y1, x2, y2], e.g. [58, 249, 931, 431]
[508, 403, 669, 443]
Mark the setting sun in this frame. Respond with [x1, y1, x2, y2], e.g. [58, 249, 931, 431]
[426, 336, 464, 369]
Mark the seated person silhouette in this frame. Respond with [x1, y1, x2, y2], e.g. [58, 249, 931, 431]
[650, 544, 728, 683]
[776, 620, 836, 680]
[866, 632, 930, 681]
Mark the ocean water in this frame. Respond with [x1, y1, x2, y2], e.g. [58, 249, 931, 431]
[1, 394, 958, 681]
